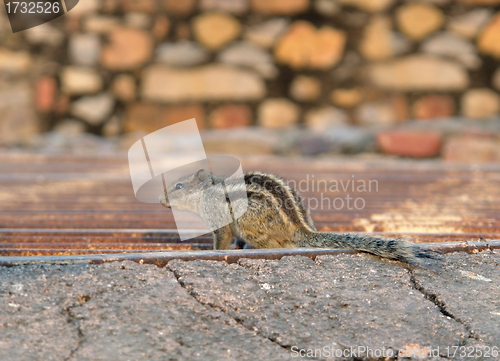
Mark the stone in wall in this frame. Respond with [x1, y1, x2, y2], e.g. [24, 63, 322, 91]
[193, 12, 241, 51]
[124, 103, 205, 132]
[200, 0, 249, 14]
[156, 41, 209, 67]
[360, 16, 411, 61]
[0, 81, 39, 145]
[477, 13, 500, 59]
[218, 41, 278, 79]
[377, 131, 442, 158]
[244, 18, 289, 49]
[0, 49, 32, 74]
[360, 16, 391, 61]
[69, 34, 101, 66]
[368, 55, 469, 91]
[61, 67, 103, 95]
[396, 3, 444, 41]
[124, 13, 153, 29]
[412, 95, 455, 120]
[257, 98, 300, 129]
[101, 27, 153, 70]
[421, 32, 481, 69]
[461, 88, 500, 119]
[209, 104, 252, 128]
[70, 93, 115, 126]
[304, 106, 349, 130]
[356, 99, 402, 126]
[275, 21, 346, 70]
[111, 74, 136, 101]
[84, 16, 120, 34]
[447, 9, 492, 39]
[251, 0, 309, 15]
[142, 65, 266, 102]
[330, 88, 363, 108]
[25, 24, 65, 47]
[336, 0, 394, 12]
[162, 0, 197, 16]
[289, 76, 322, 102]
[313, 0, 340, 16]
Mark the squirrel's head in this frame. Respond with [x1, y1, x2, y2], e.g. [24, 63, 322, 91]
[159, 168, 212, 209]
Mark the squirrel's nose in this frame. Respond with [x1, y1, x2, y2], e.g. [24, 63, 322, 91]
[158, 193, 170, 208]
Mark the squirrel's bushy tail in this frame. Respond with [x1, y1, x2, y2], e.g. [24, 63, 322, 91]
[297, 231, 440, 265]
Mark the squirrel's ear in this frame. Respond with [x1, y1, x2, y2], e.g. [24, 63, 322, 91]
[195, 168, 208, 182]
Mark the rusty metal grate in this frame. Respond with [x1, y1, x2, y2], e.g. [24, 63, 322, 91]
[1, 154, 500, 260]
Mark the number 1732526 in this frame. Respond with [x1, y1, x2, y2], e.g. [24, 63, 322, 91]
[5, 2, 60, 14]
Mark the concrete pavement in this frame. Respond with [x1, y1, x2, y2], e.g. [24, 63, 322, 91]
[0, 251, 499, 360]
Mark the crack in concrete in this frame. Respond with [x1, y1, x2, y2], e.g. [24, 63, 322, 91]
[166, 262, 296, 358]
[61, 302, 85, 361]
[60, 288, 108, 361]
[312, 257, 476, 360]
[226, 259, 328, 360]
[408, 269, 477, 352]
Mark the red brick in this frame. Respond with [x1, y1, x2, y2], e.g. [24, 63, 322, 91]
[209, 104, 252, 129]
[443, 136, 500, 162]
[35, 77, 57, 113]
[412, 95, 455, 120]
[377, 131, 442, 158]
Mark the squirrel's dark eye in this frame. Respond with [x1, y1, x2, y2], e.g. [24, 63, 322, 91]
[175, 183, 183, 190]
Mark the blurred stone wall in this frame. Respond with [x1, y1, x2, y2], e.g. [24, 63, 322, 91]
[1, 0, 500, 159]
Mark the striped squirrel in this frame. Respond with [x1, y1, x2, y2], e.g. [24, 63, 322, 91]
[159, 169, 439, 265]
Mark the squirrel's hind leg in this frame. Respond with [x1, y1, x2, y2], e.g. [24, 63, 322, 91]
[213, 225, 233, 250]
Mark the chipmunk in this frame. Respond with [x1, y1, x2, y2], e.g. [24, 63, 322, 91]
[159, 169, 439, 265]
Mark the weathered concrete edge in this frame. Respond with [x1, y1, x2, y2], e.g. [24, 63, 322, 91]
[0, 240, 498, 267]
